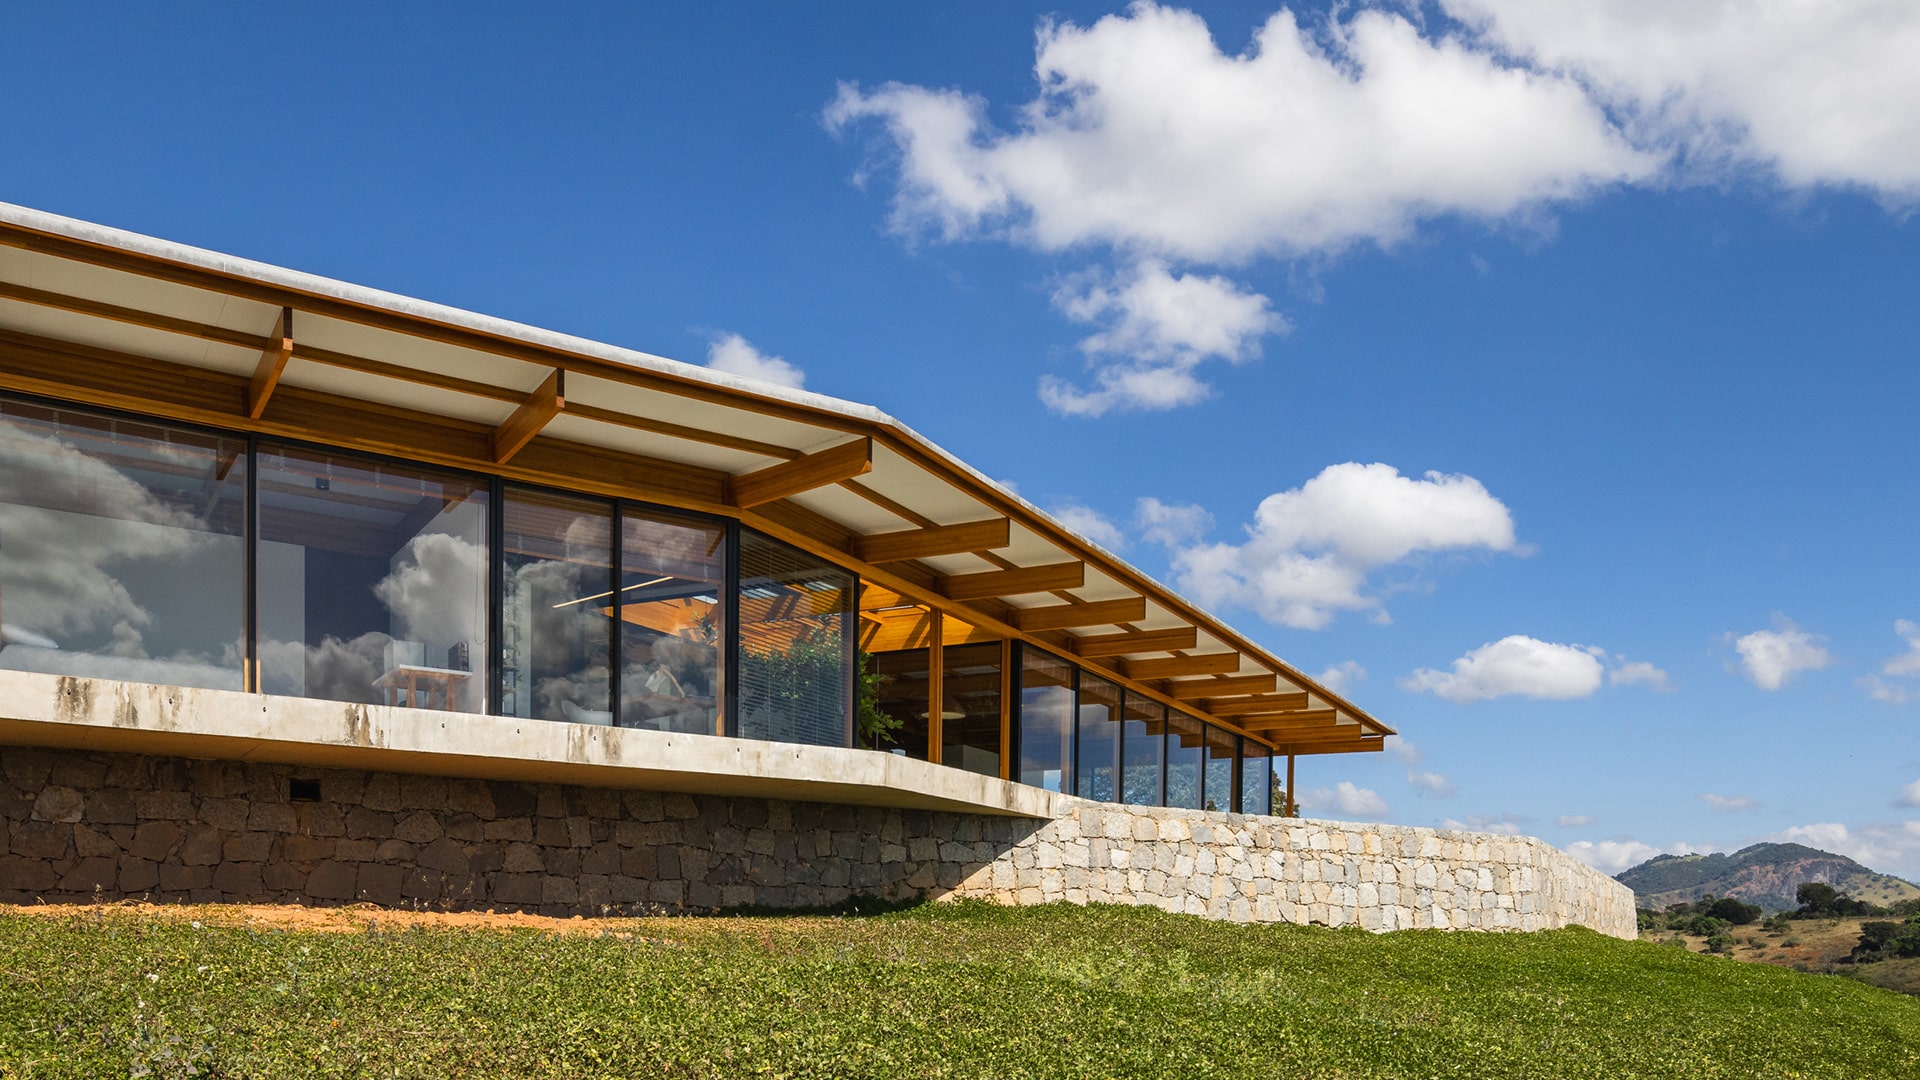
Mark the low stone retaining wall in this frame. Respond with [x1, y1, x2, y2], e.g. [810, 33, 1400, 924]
[0, 746, 1634, 938]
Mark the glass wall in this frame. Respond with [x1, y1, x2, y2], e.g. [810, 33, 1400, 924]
[940, 641, 1002, 777]
[1203, 726, 1238, 812]
[501, 485, 613, 723]
[1016, 646, 1073, 792]
[735, 528, 853, 746]
[1240, 740, 1272, 816]
[256, 443, 489, 711]
[1074, 674, 1122, 801]
[1165, 713, 1205, 810]
[863, 646, 930, 756]
[621, 510, 726, 734]
[0, 400, 245, 691]
[1120, 693, 1164, 806]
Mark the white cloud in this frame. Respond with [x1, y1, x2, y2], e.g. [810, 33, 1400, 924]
[1734, 615, 1832, 691]
[1051, 504, 1127, 551]
[1171, 462, 1520, 629]
[1385, 734, 1418, 764]
[1699, 793, 1758, 813]
[1317, 660, 1367, 695]
[1402, 635, 1605, 703]
[1862, 619, 1920, 703]
[1862, 675, 1911, 705]
[1609, 659, 1673, 692]
[1041, 261, 1287, 416]
[704, 333, 806, 390]
[1766, 821, 1920, 880]
[1443, 0, 1920, 199]
[1566, 838, 1717, 876]
[1407, 770, 1458, 798]
[1297, 781, 1389, 820]
[1440, 813, 1526, 836]
[1134, 497, 1214, 548]
[1556, 815, 1595, 829]
[1896, 779, 1920, 809]
[826, 4, 1649, 263]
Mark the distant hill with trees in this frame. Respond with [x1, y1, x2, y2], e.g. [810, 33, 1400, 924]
[1617, 843, 1920, 912]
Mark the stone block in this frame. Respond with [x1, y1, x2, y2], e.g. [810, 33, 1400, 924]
[298, 803, 346, 837]
[12, 820, 71, 859]
[419, 837, 470, 875]
[484, 818, 534, 842]
[247, 804, 298, 834]
[443, 813, 485, 842]
[212, 862, 265, 896]
[58, 856, 118, 892]
[361, 775, 404, 812]
[0, 855, 56, 891]
[157, 863, 211, 891]
[356, 863, 405, 905]
[394, 812, 443, 843]
[84, 788, 137, 825]
[335, 839, 379, 863]
[195, 798, 248, 831]
[504, 843, 544, 873]
[345, 809, 395, 840]
[223, 832, 275, 862]
[31, 786, 84, 823]
[492, 872, 543, 906]
[374, 840, 418, 863]
[320, 770, 366, 805]
[400, 774, 448, 810]
[74, 825, 121, 858]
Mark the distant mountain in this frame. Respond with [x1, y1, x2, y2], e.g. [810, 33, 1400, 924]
[1617, 843, 1920, 912]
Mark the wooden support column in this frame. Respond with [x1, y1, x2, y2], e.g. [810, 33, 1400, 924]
[246, 307, 294, 418]
[926, 610, 945, 766]
[1286, 753, 1296, 817]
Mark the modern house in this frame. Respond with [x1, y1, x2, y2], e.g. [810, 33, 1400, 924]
[0, 204, 1633, 934]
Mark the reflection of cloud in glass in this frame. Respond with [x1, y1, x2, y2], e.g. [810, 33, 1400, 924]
[0, 644, 243, 690]
[374, 532, 486, 648]
[258, 632, 391, 705]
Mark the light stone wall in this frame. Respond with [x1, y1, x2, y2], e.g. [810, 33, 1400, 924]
[0, 746, 1634, 938]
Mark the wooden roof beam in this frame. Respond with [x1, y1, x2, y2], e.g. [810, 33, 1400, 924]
[942, 562, 1084, 602]
[1284, 736, 1385, 757]
[1122, 652, 1241, 680]
[1205, 693, 1312, 717]
[246, 307, 294, 419]
[728, 437, 872, 509]
[1236, 710, 1343, 732]
[1011, 597, 1146, 632]
[1164, 673, 1279, 700]
[853, 517, 1010, 564]
[491, 368, 565, 464]
[1072, 626, 1198, 659]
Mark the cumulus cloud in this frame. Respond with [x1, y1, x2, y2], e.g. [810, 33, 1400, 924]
[1402, 635, 1605, 703]
[1861, 619, 1920, 703]
[1134, 497, 1214, 549]
[1566, 838, 1717, 876]
[1897, 779, 1920, 810]
[1609, 659, 1673, 692]
[1051, 504, 1127, 551]
[1443, 0, 1920, 198]
[1556, 815, 1595, 829]
[1407, 770, 1458, 798]
[1440, 813, 1526, 836]
[705, 333, 806, 390]
[1734, 615, 1832, 691]
[1041, 261, 1287, 416]
[1298, 781, 1388, 820]
[1317, 660, 1367, 695]
[1699, 793, 1758, 813]
[1170, 462, 1520, 629]
[1863, 676, 1911, 705]
[1766, 821, 1920, 879]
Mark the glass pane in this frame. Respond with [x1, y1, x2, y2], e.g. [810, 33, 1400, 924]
[621, 509, 726, 734]
[256, 444, 489, 712]
[1203, 726, 1238, 812]
[864, 645, 930, 757]
[1075, 674, 1121, 802]
[1016, 646, 1073, 792]
[736, 529, 851, 746]
[1120, 693, 1164, 806]
[941, 641, 1003, 778]
[1165, 713, 1204, 810]
[0, 398, 245, 691]
[501, 486, 613, 724]
[1241, 741, 1273, 815]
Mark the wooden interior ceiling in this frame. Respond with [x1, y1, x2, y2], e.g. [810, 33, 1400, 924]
[0, 206, 1392, 754]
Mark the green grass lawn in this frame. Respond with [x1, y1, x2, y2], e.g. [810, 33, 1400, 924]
[3, 902, 1917, 1079]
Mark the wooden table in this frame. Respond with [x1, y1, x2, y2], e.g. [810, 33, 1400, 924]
[375, 665, 473, 711]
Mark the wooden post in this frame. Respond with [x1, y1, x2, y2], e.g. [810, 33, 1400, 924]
[927, 611, 944, 765]
[1286, 753, 1297, 817]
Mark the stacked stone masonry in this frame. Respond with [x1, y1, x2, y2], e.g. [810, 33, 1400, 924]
[0, 747, 1635, 938]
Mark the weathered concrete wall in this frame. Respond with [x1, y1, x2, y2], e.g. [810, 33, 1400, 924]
[0, 746, 1634, 938]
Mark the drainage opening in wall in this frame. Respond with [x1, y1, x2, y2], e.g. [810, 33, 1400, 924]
[289, 778, 322, 802]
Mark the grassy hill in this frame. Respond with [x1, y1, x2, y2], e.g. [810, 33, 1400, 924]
[1618, 842, 1920, 911]
[3, 902, 1918, 1078]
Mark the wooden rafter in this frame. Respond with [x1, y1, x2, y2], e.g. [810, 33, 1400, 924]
[1235, 710, 1343, 732]
[1010, 597, 1146, 632]
[1164, 673, 1279, 700]
[853, 518, 1010, 564]
[491, 368, 565, 464]
[1283, 736, 1384, 757]
[728, 437, 872, 509]
[1122, 652, 1241, 680]
[942, 562, 1084, 602]
[247, 307, 294, 419]
[1204, 693, 1313, 716]
[1072, 626, 1198, 658]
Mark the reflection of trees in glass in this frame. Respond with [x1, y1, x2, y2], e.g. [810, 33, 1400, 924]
[737, 625, 848, 747]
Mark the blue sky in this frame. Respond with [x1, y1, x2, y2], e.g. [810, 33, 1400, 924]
[5, 2, 1918, 877]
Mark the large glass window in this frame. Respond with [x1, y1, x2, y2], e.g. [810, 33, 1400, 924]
[1203, 726, 1238, 812]
[0, 398, 245, 691]
[1165, 712, 1205, 810]
[1075, 674, 1122, 802]
[501, 486, 613, 724]
[941, 641, 1003, 778]
[1016, 646, 1073, 792]
[621, 509, 727, 734]
[1241, 740, 1273, 816]
[1120, 693, 1164, 806]
[735, 528, 852, 746]
[256, 444, 489, 712]
[862, 645, 931, 757]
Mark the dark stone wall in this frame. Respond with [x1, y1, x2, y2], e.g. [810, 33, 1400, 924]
[0, 746, 1038, 915]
